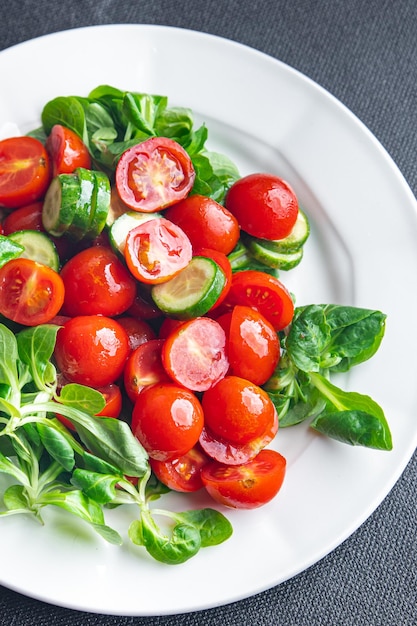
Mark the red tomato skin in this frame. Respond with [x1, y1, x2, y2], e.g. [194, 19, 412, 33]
[131, 383, 204, 461]
[0, 258, 64, 326]
[54, 315, 130, 387]
[2, 202, 44, 234]
[116, 316, 156, 352]
[46, 124, 91, 177]
[127, 284, 164, 321]
[123, 339, 171, 403]
[225, 305, 280, 385]
[224, 270, 294, 331]
[164, 195, 240, 255]
[162, 317, 229, 392]
[149, 445, 210, 492]
[115, 137, 195, 213]
[60, 246, 136, 317]
[124, 218, 192, 285]
[201, 449, 286, 509]
[202, 375, 277, 446]
[0, 137, 51, 209]
[225, 173, 298, 240]
[194, 247, 232, 310]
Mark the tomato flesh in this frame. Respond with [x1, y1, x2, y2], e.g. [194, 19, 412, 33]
[124, 218, 192, 284]
[0, 258, 64, 326]
[0, 137, 51, 209]
[162, 317, 229, 392]
[115, 137, 195, 213]
[201, 449, 286, 509]
[131, 383, 204, 461]
[224, 270, 294, 330]
[150, 445, 210, 492]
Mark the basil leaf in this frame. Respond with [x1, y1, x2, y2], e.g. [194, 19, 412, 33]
[58, 383, 106, 415]
[37, 423, 75, 472]
[174, 509, 233, 547]
[17, 324, 60, 389]
[71, 468, 119, 504]
[286, 304, 330, 372]
[41, 96, 88, 145]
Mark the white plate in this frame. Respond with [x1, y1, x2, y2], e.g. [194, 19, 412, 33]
[1, 24, 417, 617]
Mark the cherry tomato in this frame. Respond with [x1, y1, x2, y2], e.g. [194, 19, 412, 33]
[0, 137, 51, 209]
[123, 339, 170, 403]
[225, 173, 299, 240]
[199, 375, 278, 465]
[0, 258, 64, 326]
[162, 317, 229, 392]
[45, 124, 91, 177]
[116, 316, 156, 351]
[158, 317, 185, 339]
[127, 284, 164, 320]
[150, 445, 210, 492]
[54, 315, 130, 387]
[131, 383, 204, 461]
[194, 247, 232, 310]
[220, 305, 280, 385]
[124, 218, 192, 284]
[115, 137, 195, 213]
[201, 449, 286, 509]
[164, 194, 240, 255]
[56, 381, 123, 431]
[2, 201, 44, 234]
[60, 245, 136, 317]
[224, 270, 294, 330]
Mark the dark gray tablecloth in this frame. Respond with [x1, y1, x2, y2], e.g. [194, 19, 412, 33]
[0, 1, 416, 624]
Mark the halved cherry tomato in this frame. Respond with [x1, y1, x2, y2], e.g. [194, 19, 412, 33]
[150, 445, 210, 492]
[0, 137, 51, 209]
[115, 137, 195, 213]
[60, 246, 136, 317]
[224, 270, 294, 330]
[201, 448, 286, 509]
[194, 247, 232, 310]
[162, 317, 229, 392]
[225, 173, 298, 240]
[124, 218, 192, 284]
[0, 258, 64, 326]
[45, 124, 91, 177]
[54, 315, 130, 387]
[131, 383, 204, 461]
[199, 375, 278, 465]
[219, 305, 280, 385]
[116, 316, 156, 352]
[164, 194, 240, 255]
[123, 339, 171, 403]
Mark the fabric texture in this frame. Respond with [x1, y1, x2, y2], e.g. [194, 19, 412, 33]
[0, 1, 416, 624]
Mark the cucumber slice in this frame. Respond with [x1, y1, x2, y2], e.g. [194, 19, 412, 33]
[151, 256, 226, 319]
[86, 170, 111, 239]
[247, 238, 304, 270]
[68, 167, 97, 241]
[8, 229, 60, 271]
[42, 173, 80, 236]
[109, 210, 162, 257]
[0, 234, 24, 268]
[254, 209, 310, 253]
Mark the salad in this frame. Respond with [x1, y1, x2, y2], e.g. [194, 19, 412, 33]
[0, 86, 391, 565]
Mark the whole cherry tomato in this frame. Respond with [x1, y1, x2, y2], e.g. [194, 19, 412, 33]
[201, 449, 286, 509]
[116, 316, 156, 352]
[60, 245, 136, 317]
[115, 137, 195, 213]
[225, 173, 298, 240]
[54, 315, 130, 387]
[0, 137, 51, 209]
[0, 258, 64, 326]
[46, 124, 91, 177]
[56, 381, 123, 431]
[2, 201, 44, 234]
[131, 383, 204, 461]
[219, 305, 280, 385]
[123, 339, 170, 403]
[199, 375, 278, 465]
[164, 194, 240, 255]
